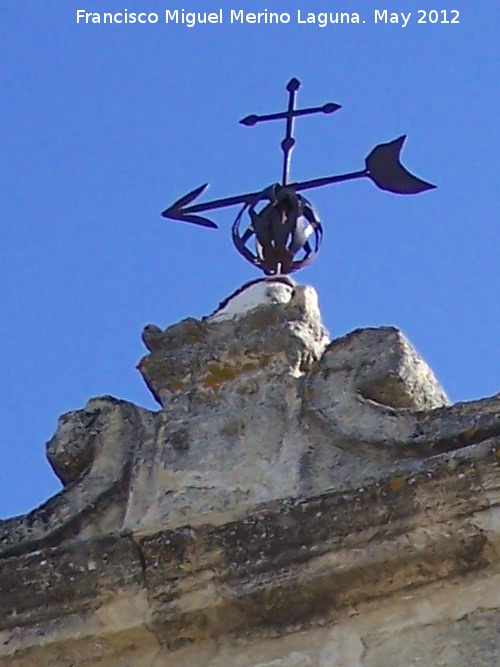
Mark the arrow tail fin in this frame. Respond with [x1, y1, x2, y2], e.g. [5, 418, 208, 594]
[366, 136, 436, 194]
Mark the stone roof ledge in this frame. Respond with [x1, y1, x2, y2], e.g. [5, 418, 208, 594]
[1, 278, 499, 666]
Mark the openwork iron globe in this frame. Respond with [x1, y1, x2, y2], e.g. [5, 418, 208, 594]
[232, 184, 323, 275]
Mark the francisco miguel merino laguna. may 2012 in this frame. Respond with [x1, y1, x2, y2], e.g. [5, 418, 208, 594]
[76, 9, 460, 27]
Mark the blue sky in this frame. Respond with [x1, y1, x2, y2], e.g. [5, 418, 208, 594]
[1, 0, 499, 517]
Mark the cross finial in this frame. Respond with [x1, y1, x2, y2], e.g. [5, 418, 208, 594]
[239, 78, 341, 186]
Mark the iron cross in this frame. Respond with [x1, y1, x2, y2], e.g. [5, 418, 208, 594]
[240, 77, 341, 187]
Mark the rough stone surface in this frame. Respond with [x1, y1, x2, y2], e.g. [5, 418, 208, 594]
[1, 278, 499, 666]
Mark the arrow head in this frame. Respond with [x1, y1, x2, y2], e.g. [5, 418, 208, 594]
[366, 136, 436, 195]
[161, 183, 218, 229]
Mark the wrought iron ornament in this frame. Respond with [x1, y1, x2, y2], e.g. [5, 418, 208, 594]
[162, 78, 435, 275]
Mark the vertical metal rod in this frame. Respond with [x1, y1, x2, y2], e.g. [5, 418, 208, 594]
[281, 78, 301, 186]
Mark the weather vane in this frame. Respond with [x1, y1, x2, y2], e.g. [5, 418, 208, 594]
[162, 78, 435, 275]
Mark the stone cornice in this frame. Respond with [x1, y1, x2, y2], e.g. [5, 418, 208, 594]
[1, 440, 498, 663]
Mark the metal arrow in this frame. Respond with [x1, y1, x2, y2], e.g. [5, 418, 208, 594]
[161, 136, 436, 229]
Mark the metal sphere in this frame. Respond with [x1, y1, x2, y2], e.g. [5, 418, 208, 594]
[232, 184, 323, 275]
